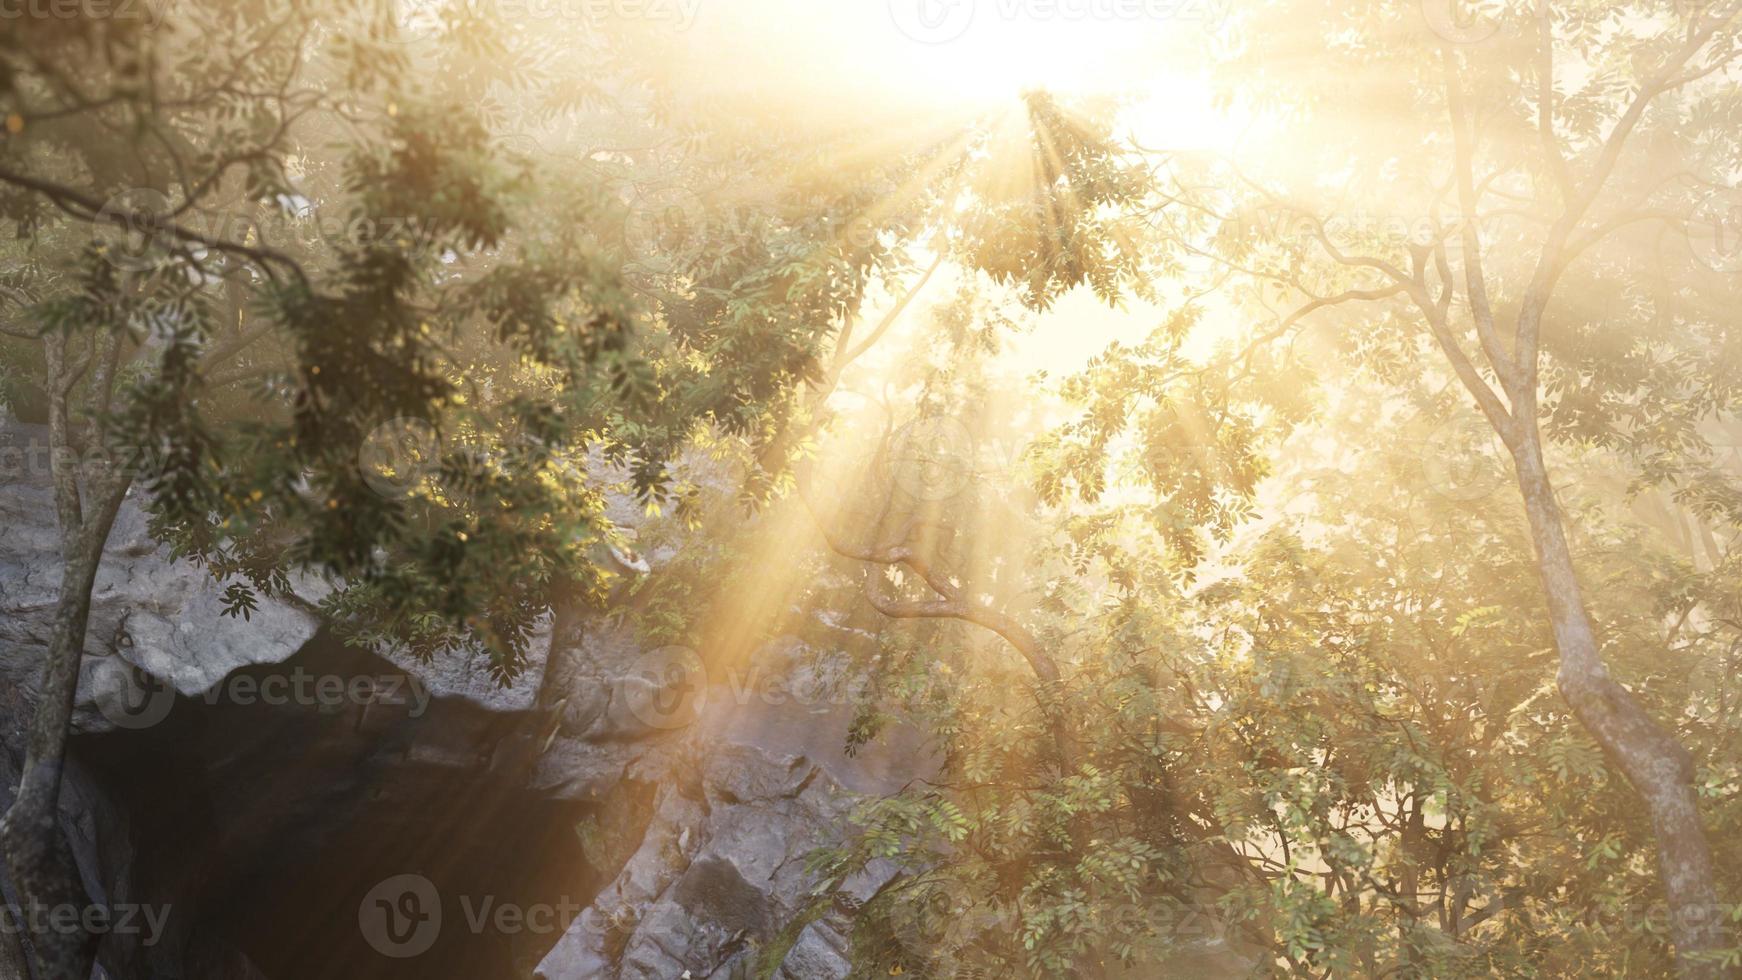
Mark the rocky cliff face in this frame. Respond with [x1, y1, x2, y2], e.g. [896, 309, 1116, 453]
[0, 420, 926, 979]
[531, 632, 924, 980]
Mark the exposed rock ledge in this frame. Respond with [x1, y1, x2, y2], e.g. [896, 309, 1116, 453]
[0, 419, 933, 979]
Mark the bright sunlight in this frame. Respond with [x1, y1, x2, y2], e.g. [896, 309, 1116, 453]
[4, 1, 1742, 978]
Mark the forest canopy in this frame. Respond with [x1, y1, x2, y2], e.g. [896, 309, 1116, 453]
[4, 0, 1742, 977]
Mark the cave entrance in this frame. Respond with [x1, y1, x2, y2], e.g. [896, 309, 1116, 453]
[73, 629, 602, 979]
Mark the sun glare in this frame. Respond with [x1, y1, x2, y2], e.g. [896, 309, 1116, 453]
[16, 0, 1742, 976]
[886, 5, 1203, 102]
[677, 0, 1229, 120]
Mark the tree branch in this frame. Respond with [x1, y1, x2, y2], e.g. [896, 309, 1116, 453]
[1442, 48, 1520, 394]
[0, 167, 311, 290]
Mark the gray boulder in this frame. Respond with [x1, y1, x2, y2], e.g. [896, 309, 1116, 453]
[535, 637, 935, 980]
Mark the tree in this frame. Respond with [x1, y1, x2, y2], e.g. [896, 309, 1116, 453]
[0, 2, 1015, 973]
[9, 2, 1741, 975]
[597, 7, 1742, 975]
[0, 2, 625, 971]
[798, 253, 1742, 977]
[785, 7, 1742, 968]
[1114, 0, 1742, 970]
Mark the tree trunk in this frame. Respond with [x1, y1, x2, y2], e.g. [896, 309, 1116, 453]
[2, 563, 99, 977]
[1510, 434, 1731, 977]
[0, 516, 116, 980]
[0, 856, 31, 980]
[0, 930, 27, 980]
[0, 331, 139, 978]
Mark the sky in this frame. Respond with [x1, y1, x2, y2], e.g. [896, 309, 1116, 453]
[644, 0, 1255, 379]
[674, 0, 1224, 106]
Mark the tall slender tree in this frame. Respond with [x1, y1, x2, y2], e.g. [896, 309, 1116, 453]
[1123, 0, 1742, 970]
